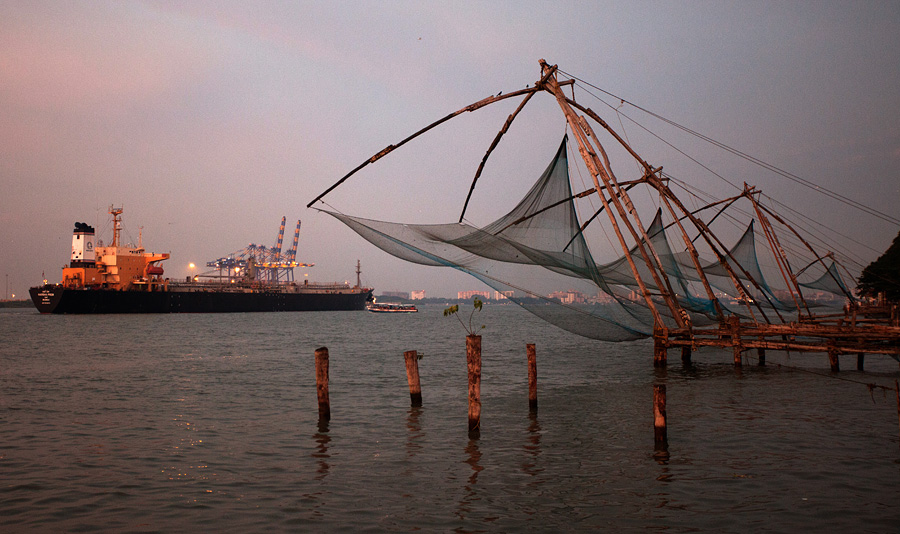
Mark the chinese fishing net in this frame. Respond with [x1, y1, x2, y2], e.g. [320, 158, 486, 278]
[323, 137, 847, 341]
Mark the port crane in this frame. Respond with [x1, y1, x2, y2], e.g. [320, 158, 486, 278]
[204, 217, 313, 283]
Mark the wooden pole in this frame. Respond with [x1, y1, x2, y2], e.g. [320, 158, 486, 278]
[526, 343, 538, 412]
[729, 316, 743, 367]
[827, 344, 840, 372]
[403, 350, 423, 407]
[653, 326, 668, 368]
[757, 347, 766, 367]
[653, 384, 668, 448]
[895, 380, 900, 449]
[467, 335, 482, 434]
[315, 347, 330, 421]
[857, 352, 864, 371]
[681, 346, 692, 366]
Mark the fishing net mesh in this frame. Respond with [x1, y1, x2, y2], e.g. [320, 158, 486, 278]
[325, 137, 848, 341]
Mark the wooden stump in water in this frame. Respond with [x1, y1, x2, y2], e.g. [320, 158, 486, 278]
[467, 335, 482, 433]
[404, 350, 423, 407]
[828, 345, 840, 372]
[729, 316, 742, 367]
[315, 347, 330, 421]
[527, 343, 538, 412]
[653, 326, 667, 368]
[653, 384, 667, 448]
[895, 380, 900, 449]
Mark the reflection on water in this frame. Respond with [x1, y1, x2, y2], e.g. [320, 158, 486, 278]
[1, 307, 899, 532]
[456, 438, 484, 523]
[521, 412, 543, 479]
[312, 421, 330, 481]
[406, 406, 423, 459]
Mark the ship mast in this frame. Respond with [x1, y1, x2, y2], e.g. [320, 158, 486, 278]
[109, 205, 123, 248]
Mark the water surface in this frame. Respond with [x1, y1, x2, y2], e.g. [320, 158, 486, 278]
[1, 305, 898, 532]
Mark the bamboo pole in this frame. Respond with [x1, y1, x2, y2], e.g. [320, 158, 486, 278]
[755, 200, 857, 304]
[527, 343, 538, 412]
[467, 335, 482, 434]
[568, 100, 763, 322]
[459, 89, 538, 222]
[578, 116, 687, 328]
[315, 347, 330, 421]
[539, 60, 668, 329]
[404, 350, 423, 407]
[748, 189, 810, 317]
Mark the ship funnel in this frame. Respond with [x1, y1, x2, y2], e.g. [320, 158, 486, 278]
[71, 222, 96, 266]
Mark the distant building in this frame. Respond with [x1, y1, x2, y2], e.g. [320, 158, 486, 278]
[494, 290, 514, 300]
[549, 290, 586, 304]
[410, 290, 426, 300]
[382, 291, 410, 299]
[458, 290, 491, 300]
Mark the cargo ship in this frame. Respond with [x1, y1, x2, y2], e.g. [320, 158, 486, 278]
[29, 207, 373, 314]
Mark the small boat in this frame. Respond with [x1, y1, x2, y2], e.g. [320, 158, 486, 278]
[366, 301, 418, 313]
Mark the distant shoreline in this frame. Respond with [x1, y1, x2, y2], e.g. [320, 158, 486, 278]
[0, 300, 32, 308]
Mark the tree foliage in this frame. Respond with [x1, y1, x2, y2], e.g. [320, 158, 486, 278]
[857, 230, 900, 302]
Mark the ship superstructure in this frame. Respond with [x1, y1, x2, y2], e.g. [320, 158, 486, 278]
[60, 206, 169, 292]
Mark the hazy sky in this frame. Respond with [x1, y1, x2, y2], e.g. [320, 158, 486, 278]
[2, 1, 899, 299]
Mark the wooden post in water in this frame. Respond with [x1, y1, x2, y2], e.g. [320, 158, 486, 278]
[315, 347, 330, 421]
[681, 346, 692, 366]
[857, 353, 865, 371]
[466, 335, 482, 433]
[526, 343, 538, 412]
[729, 316, 742, 367]
[895, 380, 900, 449]
[653, 384, 667, 448]
[403, 350, 423, 407]
[827, 343, 840, 372]
[653, 326, 668, 368]
[757, 347, 766, 367]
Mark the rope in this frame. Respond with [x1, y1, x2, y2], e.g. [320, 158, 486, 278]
[559, 69, 900, 228]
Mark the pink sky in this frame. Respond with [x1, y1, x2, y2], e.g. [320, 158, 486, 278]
[2, 1, 899, 298]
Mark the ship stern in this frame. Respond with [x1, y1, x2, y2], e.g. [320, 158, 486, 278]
[29, 285, 64, 313]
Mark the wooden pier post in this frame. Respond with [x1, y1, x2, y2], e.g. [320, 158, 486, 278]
[757, 347, 766, 367]
[403, 350, 423, 407]
[895, 380, 900, 449]
[857, 352, 864, 371]
[527, 343, 538, 412]
[653, 326, 668, 368]
[653, 384, 668, 448]
[827, 344, 840, 372]
[681, 346, 692, 366]
[467, 335, 482, 434]
[726, 316, 743, 367]
[315, 347, 330, 421]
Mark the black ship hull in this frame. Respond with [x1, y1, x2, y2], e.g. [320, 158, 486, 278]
[29, 285, 374, 314]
